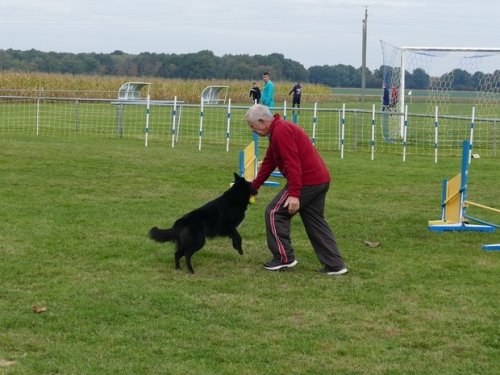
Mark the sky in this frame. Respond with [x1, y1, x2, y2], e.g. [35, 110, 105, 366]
[0, 0, 499, 71]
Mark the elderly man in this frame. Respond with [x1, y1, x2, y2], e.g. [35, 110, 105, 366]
[245, 104, 347, 275]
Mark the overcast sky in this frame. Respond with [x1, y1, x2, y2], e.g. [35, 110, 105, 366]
[0, 0, 498, 70]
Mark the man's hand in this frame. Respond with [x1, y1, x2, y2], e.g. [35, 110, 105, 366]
[284, 196, 300, 214]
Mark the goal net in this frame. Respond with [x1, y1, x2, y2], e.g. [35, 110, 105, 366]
[380, 41, 500, 141]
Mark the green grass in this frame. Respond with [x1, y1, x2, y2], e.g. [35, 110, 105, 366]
[1, 135, 499, 374]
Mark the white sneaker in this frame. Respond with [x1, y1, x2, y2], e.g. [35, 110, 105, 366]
[263, 259, 298, 270]
[319, 267, 348, 275]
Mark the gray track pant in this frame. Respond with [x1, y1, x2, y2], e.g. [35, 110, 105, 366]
[265, 182, 345, 269]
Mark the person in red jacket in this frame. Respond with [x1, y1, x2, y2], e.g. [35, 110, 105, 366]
[245, 104, 347, 275]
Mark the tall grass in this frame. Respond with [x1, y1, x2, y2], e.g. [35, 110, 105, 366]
[0, 134, 499, 374]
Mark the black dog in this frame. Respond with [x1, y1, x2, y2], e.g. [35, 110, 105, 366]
[149, 173, 254, 273]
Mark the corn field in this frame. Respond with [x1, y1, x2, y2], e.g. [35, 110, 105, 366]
[0, 72, 333, 104]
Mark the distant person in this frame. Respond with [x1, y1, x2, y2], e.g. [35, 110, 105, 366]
[382, 86, 390, 111]
[390, 85, 399, 109]
[249, 82, 261, 104]
[261, 72, 275, 109]
[288, 82, 302, 109]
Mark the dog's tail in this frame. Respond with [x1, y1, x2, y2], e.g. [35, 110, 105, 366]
[149, 226, 177, 243]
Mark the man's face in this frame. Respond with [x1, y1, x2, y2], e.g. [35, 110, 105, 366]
[262, 74, 269, 83]
[247, 118, 270, 137]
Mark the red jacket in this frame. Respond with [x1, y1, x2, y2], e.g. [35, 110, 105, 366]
[252, 114, 331, 197]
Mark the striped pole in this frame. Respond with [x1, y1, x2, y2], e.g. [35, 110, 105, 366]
[225, 99, 231, 152]
[460, 140, 470, 220]
[253, 132, 259, 178]
[341, 104, 345, 159]
[468, 106, 475, 164]
[198, 98, 204, 151]
[370, 104, 375, 160]
[171, 96, 177, 148]
[434, 106, 439, 163]
[402, 104, 408, 162]
[311, 102, 318, 146]
[36, 98, 40, 135]
[145, 94, 150, 147]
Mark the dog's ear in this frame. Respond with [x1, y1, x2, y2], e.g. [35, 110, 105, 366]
[233, 172, 240, 181]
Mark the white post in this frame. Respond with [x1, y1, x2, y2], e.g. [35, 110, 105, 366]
[171, 96, 178, 148]
[198, 98, 204, 151]
[145, 94, 150, 147]
[341, 104, 346, 159]
[311, 102, 318, 146]
[399, 49, 406, 137]
[283, 101, 287, 120]
[225, 99, 231, 152]
[434, 106, 439, 163]
[402, 104, 408, 162]
[370, 104, 375, 160]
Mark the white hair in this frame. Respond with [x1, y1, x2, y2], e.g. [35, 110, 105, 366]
[245, 104, 273, 123]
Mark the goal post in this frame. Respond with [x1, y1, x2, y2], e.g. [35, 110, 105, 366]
[380, 41, 500, 140]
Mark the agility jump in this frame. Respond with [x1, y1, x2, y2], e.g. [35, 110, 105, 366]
[239, 133, 280, 187]
[428, 140, 498, 237]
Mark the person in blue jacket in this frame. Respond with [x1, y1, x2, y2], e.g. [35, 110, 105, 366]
[261, 72, 275, 109]
[382, 85, 390, 111]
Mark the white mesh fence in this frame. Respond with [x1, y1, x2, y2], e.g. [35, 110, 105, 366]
[0, 95, 498, 159]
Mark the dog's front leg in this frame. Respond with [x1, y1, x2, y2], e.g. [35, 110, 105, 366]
[174, 251, 182, 270]
[229, 227, 243, 255]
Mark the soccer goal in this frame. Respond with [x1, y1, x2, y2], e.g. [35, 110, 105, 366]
[380, 41, 500, 140]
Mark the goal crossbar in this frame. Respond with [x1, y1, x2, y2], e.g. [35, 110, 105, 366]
[401, 47, 500, 53]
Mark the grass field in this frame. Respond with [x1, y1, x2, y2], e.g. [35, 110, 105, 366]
[1, 135, 499, 374]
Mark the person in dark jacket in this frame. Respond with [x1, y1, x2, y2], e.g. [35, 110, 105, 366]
[382, 85, 390, 111]
[288, 82, 302, 108]
[245, 104, 347, 275]
[249, 82, 261, 104]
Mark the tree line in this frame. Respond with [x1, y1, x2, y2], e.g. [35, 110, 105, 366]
[0, 48, 496, 91]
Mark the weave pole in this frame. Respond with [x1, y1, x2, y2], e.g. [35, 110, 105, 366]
[468, 106, 475, 164]
[36, 98, 40, 135]
[341, 104, 345, 159]
[145, 94, 150, 147]
[225, 99, 231, 152]
[434, 106, 439, 163]
[370, 104, 375, 160]
[171, 96, 178, 148]
[311, 102, 318, 146]
[198, 98, 204, 151]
